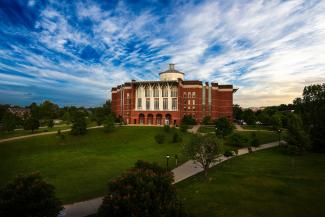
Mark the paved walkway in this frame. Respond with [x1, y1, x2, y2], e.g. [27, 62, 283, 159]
[235, 124, 272, 132]
[60, 140, 281, 217]
[0, 126, 103, 144]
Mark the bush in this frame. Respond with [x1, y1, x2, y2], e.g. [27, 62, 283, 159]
[47, 119, 54, 128]
[250, 132, 260, 147]
[179, 123, 189, 132]
[71, 115, 87, 135]
[103, 115, 115, 133]
[215, 117, 234, 138]
[202, 116, 212, 125]
[172, 132, 182, 143]
[98, 161, 188, 217]
[227, 133, 248, 147]
[155, 133, 165, 144]
[181, 115, 196, 125]
[164, 124, 170, 132]
[0, 172, 62, 217]
[224, 150, 235, 157]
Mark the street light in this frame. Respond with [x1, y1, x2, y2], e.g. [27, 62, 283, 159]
[166, 155, 170, 170]
[277, 129, 281, 146]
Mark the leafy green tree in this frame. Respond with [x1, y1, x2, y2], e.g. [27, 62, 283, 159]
[71, 115, 87, 135]
[233, 104, 243, 120]
[2, 112, 17, 132]
[47, 119, 54, 128]
[92, 107, 106, 126]
[183, 134, 223, 177]
[62, 111, 71, 123]
[29, 102, 41, 120]
[181, 115, 196, 125]
[103, 115, 115, 133]
[257, 111, 270, 125]
[40, 100, 59, 119]
[226, 132, 248, 147]
[250, 132, 260, 148]
[23, 116, 40, 133]
[294, 83, 325, 152]
[215, 117, 234, 138]
[284, 113, 310, 155]
[242, 109, 256, 125]
[98, 161, 188, 217]
[270, 113, 282, 130]
[0, 172, 62, 217]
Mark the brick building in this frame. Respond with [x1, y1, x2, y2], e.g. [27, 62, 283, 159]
[111, 64, 237, 125]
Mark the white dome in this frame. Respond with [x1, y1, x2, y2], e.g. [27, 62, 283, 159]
[159, 64, 184, 81]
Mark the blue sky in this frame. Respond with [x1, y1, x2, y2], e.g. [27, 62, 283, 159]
[0, 0, 324, 107]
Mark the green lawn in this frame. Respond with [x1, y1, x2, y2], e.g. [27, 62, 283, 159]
[236, 130, 283, 144]
[198, 126, 216, 133]
[241, 125, 274, 130]
[176, 148, 325, 217]
[0, 126, 190, 203]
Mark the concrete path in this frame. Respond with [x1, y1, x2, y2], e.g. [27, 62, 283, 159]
[60, 140, 281, 217]
[235, 124, 272, 132]
[187, 125, 200, 133]
[0, 126, 103, 144]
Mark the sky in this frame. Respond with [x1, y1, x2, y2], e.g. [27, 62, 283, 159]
[0, 0, 325, 107]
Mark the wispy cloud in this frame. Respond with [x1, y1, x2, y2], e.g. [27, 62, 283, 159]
[0, 0, 324, 107]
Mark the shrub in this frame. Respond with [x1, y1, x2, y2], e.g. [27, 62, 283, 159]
[155, 133, 165, 144]
[172, 132, 182, 143]
[0, 172, 62, 217]
[215, 117, 234, 138]
[164, 124, 170, 132]
[103, 115, 115, 133]
[202, 116, 212, 125]
[224, 150, 235, 157]
[47, 119, 54, 128]
[227, 133, 248, 147]
[250, 132, 260, 147]
[71, 115, 87, 135]
[181, 115, 196, 125]
[98, 161, 188, 217]
[179, 123, 189, 132]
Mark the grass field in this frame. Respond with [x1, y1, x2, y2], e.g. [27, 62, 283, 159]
[241, 125, 274, 130]
[0, 126, 190, 203]
[176, 147, 325, 217]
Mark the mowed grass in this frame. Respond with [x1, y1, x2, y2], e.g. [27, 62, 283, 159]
[0, 126, 190, 203]
[176, 148, 325, 217]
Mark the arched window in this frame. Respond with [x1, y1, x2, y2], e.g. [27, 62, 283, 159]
[145, 87, 151, 97]
[153, 87, 159, 97]
[162, 86, 168, 97]
[171, 87, 178, 97]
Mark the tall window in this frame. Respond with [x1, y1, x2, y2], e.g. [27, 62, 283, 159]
[137, 98, 142, 109]
[171, 87, 178, 97]
[192, 92, 196, 98]
[188, 99, 191, 105]
[146, 98, 150, 110]
[172, 98, 177, 110]
[188, 92, 191, 98]
[163, 98, 168, 110]
[154, 98, 159, 110]
[162, 87, 168, 97]
[192, 99, 195, 105]
[145, 87, 150, 97]
[183, 92, 187, 98]
[153, 87, 159, 97]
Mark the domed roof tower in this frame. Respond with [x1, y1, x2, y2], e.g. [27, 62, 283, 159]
[159, 64, 184, 81]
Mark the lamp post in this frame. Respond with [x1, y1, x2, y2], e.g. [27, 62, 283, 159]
[166, 155, 170, 170]
[277, 129, 281, 146]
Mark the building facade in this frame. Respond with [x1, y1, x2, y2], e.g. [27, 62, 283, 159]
[111, 64, 236, 125]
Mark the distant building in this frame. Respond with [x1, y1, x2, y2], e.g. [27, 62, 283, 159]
[7, 107, 30, 118]
[111, 64, 237, 125]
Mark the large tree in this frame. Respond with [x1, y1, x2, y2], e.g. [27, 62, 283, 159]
[98, 161, 188, 217]
[183, 134, 223, 177]
[215, 117, 234, 138]
[70, 113, 87, 135]
[23, 116, 40, 133]
[2, 112, 17, 132]
[0, 172, 62, 217]
[294, 84, 325, 152]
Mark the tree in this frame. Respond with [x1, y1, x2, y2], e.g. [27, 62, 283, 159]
[233, 104, 243, 120]
[98, 161, 188, 217]
[0, 172, 62, 217]
[242, 109, 256, 125]
[181, 115, 196, 125]
[250, 132, 260, 148]
[284, 113, 310, 155]
[23, 116, 40, 133]
[294, 83, 325, 152]
[226, 132, 248, 147]
[92, 107, 106, 126]
[62, 111, 71, 123]
[40, 100, 59, 119]
[2, 112, 17, 132]
[71, 115, 87, 135]
[103, 115, 115, 133]
[215, 117, 234, 138]
[47, 119, 54, 128]
[270, 113, 282, 130]
[183, 134, 223, 177]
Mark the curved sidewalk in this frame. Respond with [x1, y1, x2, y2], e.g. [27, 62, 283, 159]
[60, 140, 281, 217]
